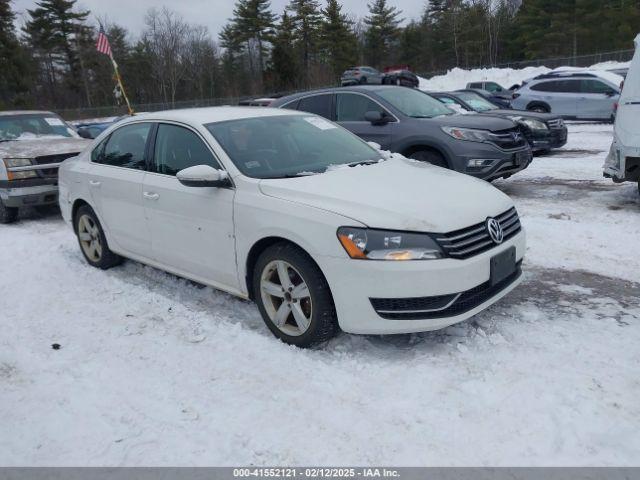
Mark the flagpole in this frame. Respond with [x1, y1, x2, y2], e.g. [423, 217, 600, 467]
[110, 56, 134, 116]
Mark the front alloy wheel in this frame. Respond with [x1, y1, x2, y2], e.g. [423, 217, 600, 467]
[260, 260, 312, 336]
[253, 243, 339, 347]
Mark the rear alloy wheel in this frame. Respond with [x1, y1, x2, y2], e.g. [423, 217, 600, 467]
[253, 243, 339, 347]
[0, 199, 18, 224]
[75, 205, 122, 269]
[409, 150, 448, 168]
[359, 76, 368, 85]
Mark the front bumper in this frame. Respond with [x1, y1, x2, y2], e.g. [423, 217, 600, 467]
[457, 145, 533, 181]
[318, 230, 526, 335]
[0, 180, 58, 208]
[526, 127, 568, 152]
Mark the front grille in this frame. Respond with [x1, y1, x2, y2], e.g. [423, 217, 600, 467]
[490, 128, 527, 150]
[34, 153, 79, 178]
[436, 207, 521, 259]
[371, 262, 522, 320]
[546, 118, 564, 129]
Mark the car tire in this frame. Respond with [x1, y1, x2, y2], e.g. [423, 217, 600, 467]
[253, 242, 339, 348]
[359, 76, 367, 85]
[409, 150, 448, 168]
[75, 204, 122, 270]
[0, 199, 18, 224]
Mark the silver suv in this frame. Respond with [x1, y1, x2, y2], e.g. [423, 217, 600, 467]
[511, 73, 621, 121]
[341, 66, 385, 86]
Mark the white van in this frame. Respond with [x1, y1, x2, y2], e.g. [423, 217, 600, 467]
[603, 33, 640, 194]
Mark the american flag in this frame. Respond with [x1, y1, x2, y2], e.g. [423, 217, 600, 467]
[96, 25, 113, 58]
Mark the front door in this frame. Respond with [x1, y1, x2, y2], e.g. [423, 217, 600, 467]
[87, 122, 153, 256]
[335, 92, 395, 149]
[578, 79, 619, 120]
[143, 122, 238, 291]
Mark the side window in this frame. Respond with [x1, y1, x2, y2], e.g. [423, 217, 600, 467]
[486, 82, 502, 92]
[297, 95, 333, 119]
[153, 123, 221, 176]
[98, 123, 151, 169]
[530, 81, 558, 92]
[281, 99, 300, 110]
[336, 93, 386, 122]
[91, 136, 109, 162]
[581, 79, 614, 94]
[468, 82, 482, 89]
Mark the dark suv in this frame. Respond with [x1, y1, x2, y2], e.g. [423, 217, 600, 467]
[270, 86, 533, 181]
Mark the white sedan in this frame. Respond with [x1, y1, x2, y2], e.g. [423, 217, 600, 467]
[59, 107, 526, 347]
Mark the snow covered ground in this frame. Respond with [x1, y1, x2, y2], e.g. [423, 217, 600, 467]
[1, 123, 639, 466]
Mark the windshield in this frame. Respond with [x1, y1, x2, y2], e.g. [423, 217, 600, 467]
[374, 88, 454, 118]
[206, 115, 381, 179]
[0, 113, 77, 142]
[456, 92, 499, 112]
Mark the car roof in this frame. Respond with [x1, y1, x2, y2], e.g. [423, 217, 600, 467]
[0, 110, 57, 116]
[118, 106, 302, 125]
[273, 85, 403, 103]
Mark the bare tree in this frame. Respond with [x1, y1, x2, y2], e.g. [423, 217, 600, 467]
[144, 7, 189, 106]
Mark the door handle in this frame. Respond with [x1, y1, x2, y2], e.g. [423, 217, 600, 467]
[89, 180, 101, 187]
[143, 192, 159, 201]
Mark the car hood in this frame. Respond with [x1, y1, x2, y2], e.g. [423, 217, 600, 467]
[258, 157, 514, 232]
[0, 137, 91, 158]
[431, 114, 517, 132]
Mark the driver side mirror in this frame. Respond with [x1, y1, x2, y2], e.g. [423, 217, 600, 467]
[177, 165, 230, 188]
[605, 89, 617, 97]
[365, 111, 391, 125]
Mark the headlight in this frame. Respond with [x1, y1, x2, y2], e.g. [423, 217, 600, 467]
[3, 158, 37, 180]
[441, 126, 492, 143]
[508, 116, 548, 131]
[337, 227, 443, 261]
[3, 158, 33, 168]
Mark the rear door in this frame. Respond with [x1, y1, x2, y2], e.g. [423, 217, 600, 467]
[87, 122, 153, 256]
[578, 79, 619, 120]
[142, 122, 238, 290]
[335, 92, 396, 149]
[295, 94, 335, 120]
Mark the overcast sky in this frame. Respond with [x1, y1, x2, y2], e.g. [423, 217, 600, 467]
[12, 0, 427, 41]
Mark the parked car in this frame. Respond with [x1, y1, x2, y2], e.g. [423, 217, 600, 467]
[511, 72, 621, 120]
[431, 91, 568, 154]
[383, 68, 420, 88]
[0, 110, 91, 223]
[238, 97, 278, 107]
[59, 107, 525, 347]
[74, 116, 128, 139]
[604, 34, 640, 194]
[271, 86, 532, 181]
[341, 66, 385, 86]
[459, 88, 513, 109]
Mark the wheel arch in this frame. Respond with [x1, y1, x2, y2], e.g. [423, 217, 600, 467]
[71, 198, 90, 233]
[245, 236, 318, 300]
[400, 143, 451, 168]
[526, 101, 550, 113]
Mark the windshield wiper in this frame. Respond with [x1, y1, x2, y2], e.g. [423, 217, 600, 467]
[346, 159, 383, 167]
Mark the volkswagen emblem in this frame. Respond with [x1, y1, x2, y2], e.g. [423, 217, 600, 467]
[486, 218, 504, 244]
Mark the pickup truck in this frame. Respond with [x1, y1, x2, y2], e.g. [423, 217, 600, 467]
[0, 110, 91, 223]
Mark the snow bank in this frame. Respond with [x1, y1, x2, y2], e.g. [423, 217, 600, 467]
[418, 61, 630, 92]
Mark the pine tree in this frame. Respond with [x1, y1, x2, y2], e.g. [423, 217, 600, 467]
[270, 10, 299, 89]
[319, 0, 357, 78]
[287, 0, 323, 86]
[363, 0, 403, 67]
[230, 0, 276, 85]
[23, 0, 90, 105]
[0, 0, 32, 107]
